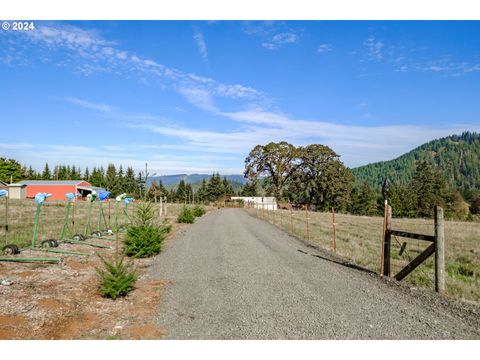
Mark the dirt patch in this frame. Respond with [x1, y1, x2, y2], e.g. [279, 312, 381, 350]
[0, 232, 173, 339]
[123, 324, 165, 339]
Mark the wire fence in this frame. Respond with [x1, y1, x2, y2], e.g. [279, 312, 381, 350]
[246, 203, 480, 303]
[0, 198, 188, 249]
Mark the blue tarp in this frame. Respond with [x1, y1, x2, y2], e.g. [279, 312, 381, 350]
[99, 191, 111, 202]
[0, 190, 8, 197]
[125, 197, 134, 205]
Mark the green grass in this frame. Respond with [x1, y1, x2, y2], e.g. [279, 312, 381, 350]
[250, 207, 480, 303]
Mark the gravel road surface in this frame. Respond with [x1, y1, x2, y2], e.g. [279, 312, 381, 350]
[149, 209, 480, 339]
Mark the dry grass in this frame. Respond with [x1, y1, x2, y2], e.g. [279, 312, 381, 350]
[0, 199, 193, 250]
[248, 207, 480, 304]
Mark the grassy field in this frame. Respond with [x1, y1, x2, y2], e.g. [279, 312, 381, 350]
[247, 206, 480, 304]
[0, 198, 193, 249]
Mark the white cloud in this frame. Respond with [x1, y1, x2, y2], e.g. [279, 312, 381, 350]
[193, 31, 208, 60]
[178, 87, 219, 112]
[317, 44, 332, 53]
[130, 106, 480, 167]
[25, 24, 114, 50]
[1, 23, 263, 105]
[262, 32, 298, 50]
[65, 97, 113, 112]
[364, 36, 384, 60]
[0, 143, 34, 150]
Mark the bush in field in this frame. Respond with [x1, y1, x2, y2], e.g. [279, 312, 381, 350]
[132, 201, 156, 226]
[177, 207, 195, 223]
[192, 205, 206, 217]
[96, 255, 137, 300]
[124, 202, 170, 258]
[125, 225, 167, 258]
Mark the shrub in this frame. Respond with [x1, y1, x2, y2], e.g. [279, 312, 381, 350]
[133, 202, 156, 226]
[125, 224, 166, 258]
[177, 207, 195, 223]
[96, 255, 137, 300]
[192, 205, 206, 217]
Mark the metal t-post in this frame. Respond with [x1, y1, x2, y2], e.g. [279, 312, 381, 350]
[60, 199, 72, 240]
[4, 196, 8, 246]
[31, 203, 42, 248]
[84, 200, 94, 235]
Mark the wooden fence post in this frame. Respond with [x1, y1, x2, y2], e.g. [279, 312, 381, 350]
[381, 200, 387, 276]
[383, 205, 392, 277]
[332, 207, 336, 253]
[435, 206, 445, 294]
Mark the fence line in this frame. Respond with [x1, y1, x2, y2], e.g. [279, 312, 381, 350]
[245, 202, 478, 300]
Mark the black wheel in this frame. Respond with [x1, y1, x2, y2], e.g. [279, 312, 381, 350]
[72, 234, 85, 241]
[106, 228, 113, 235]
[2, 244, 19, 255]
[48, 239, 59, 248]
[91, 231, 101, 237]
[41, 240, 52, 248]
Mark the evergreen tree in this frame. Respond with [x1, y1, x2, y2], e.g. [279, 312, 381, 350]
[124, 167, 137, 196]
[349, 182, 377, 215]
[26, 165, 37, 180]
[42, 163, 51, 180]
[168, 188, 177, 203]
[176, 179, 187, 203]
[136, 171, 144, 198]
[0, 158, 23, 183]
[196, 179, 208, 203]
[388, 183, 416, 217]
[207, 173, 223, 202]
[240, 181, 257, 196]
[83, 167, 90, 181]
[89, 166, 105, 188]
[410, 161, 449, 218]
[105, 163, 118, 194]
[71, 165, 80, 179]
[222, 177, 235, 198]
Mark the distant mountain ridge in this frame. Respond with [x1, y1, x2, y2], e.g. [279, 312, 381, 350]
[147, 173, 247, 187]
[351, 131, 480, 191]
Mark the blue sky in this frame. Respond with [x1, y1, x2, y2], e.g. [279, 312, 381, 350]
[1, 20, 479, 175]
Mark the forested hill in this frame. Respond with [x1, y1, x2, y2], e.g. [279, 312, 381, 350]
[351, 132, 480, 191]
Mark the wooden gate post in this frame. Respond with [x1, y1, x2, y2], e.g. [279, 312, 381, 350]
[383, 205, 392, 277]
[435, 206, 445, 293]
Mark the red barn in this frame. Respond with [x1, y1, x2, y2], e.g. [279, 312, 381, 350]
[18, 180, 105, 200]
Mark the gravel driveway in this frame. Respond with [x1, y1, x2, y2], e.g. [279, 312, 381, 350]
[149, 208, 480, 339]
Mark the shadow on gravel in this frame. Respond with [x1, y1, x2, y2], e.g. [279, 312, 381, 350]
[297, 249, 377, 275]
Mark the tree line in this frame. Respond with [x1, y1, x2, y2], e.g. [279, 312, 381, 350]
[0, 158, 240, 204]
[2, 139, 479, 220]
[147, 173, 236, 204]
[243, 142, 479, 220]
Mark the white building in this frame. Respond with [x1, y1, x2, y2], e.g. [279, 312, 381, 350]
[231, 196, 278, 210]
